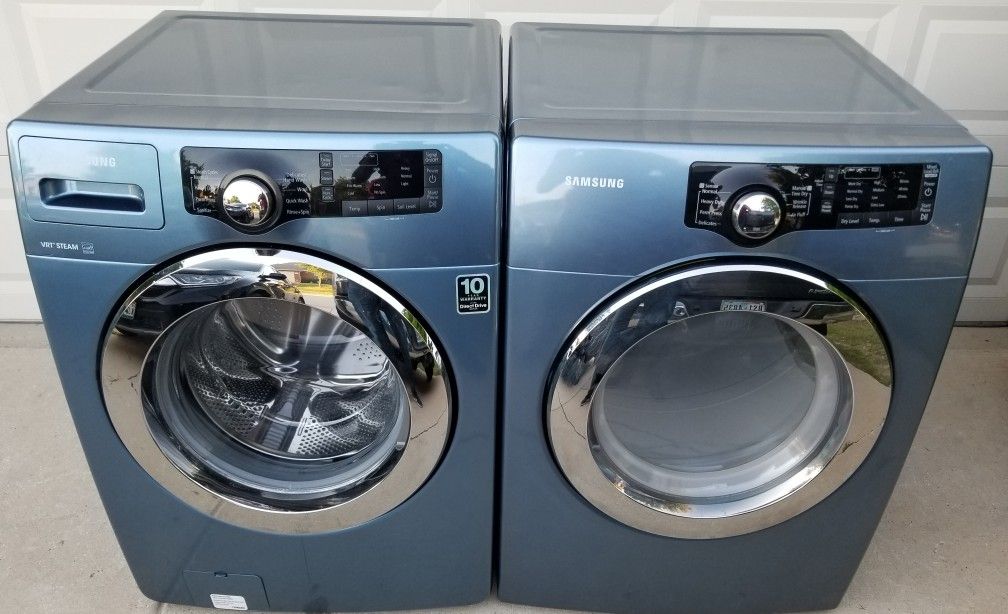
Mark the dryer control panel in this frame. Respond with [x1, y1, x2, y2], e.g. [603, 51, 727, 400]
[181, 147, 442, 232]
[685, 162, 939, 245]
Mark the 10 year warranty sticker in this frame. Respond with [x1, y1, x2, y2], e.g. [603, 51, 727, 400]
[456, 274, 490, 314]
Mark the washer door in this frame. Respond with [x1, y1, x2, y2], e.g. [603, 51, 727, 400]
[102, 247, 451, 533]
[547, 263, 892, 538]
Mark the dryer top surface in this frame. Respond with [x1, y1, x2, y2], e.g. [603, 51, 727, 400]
[508, 24, 977, 147]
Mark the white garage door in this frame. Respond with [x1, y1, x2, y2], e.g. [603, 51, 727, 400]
[1, 0, 1006, 322]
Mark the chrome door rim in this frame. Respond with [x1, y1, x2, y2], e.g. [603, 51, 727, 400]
[101, 247, 452, 534]
[546, 263, 892, 539]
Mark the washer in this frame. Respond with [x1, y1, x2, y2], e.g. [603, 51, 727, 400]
[499, 24, 991, 614]
[9, 12, 501, 612]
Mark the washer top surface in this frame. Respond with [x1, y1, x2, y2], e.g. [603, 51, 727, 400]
[19, 12, 502, 134]
[509, 23, 976, 146]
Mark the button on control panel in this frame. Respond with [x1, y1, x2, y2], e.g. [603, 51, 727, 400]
[686, 162, 939, 245]
[181, 147, 443, 231]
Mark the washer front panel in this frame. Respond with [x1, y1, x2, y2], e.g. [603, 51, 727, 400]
[101, 247, 452, 534]
[546, 263, 892, 539]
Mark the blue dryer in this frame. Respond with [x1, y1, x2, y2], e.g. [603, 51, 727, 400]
[10, 12, 501, 612]
[499, 24, 991, 613]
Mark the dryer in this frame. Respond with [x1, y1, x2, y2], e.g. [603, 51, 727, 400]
[10, 12, 501, 612]
[498, 24, 991, 613]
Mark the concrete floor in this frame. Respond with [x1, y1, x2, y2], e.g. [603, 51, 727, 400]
[0, 323, 1005, 614]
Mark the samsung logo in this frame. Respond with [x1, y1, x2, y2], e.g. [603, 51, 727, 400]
[89, 156, 117, 168]
[564, 175, 624, 189]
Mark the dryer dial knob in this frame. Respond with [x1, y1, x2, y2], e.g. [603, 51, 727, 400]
[731, 191, 782, 240]
[221, 176, 275, 229]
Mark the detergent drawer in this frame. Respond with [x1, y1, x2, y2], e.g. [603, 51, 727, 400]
[18, 136, 163, 229]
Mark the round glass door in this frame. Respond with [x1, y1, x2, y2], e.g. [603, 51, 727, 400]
[102, 248, 451, 533]
[548, 263, 891, 538]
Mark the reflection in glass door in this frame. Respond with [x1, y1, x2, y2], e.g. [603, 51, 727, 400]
[102, 248, 452, 533]
[548, 264, 891, 538]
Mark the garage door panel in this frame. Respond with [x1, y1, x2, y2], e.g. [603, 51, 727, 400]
[235, 0, 449, 18]
[908, 11, 1008, 114]
[0, 156, 41, 321]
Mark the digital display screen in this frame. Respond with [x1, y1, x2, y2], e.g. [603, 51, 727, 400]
[841, 166, 881, 181]
[330, 151, 425, 201]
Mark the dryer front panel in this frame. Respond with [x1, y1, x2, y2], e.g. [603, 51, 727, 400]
[546, 263, 891, 538]
[101, 247, 452, 533]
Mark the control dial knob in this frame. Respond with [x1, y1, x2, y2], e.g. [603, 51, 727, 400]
[221, 176, 276, 229]
[731, 191, 782, 240]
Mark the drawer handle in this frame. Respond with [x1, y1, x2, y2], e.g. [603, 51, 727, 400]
[39, 178, 145, 212]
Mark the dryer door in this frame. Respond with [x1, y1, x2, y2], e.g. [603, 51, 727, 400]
[102, 247, 451, 533]
[547, 263, 891, 538]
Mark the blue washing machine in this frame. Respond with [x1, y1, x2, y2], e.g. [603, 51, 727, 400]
[10, 12, 501, 612]
[499, 24, 991, 613]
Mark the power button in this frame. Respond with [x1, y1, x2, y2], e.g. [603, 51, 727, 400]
[920, 164, 939, 205]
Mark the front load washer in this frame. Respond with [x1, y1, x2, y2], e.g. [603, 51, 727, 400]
[10, 12, 501, 612]
[498, 24, 991, 614]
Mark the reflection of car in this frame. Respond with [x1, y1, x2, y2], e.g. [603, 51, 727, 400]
[117, 259, 304, 335]
[332, 277, 437, 381]
[222, 199, 264, 225]
[557, 273, 857, 386]
[223, 200, 252, 224]
[671, 273, 857, 328]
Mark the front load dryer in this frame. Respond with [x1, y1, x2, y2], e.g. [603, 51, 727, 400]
[10, 12, 502, 612]
[498, 23, 991, 614]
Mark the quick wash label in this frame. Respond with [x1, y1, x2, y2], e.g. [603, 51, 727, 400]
[456, 274, 490, 314]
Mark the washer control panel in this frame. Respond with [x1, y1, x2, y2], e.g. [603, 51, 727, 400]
[685, 162, 939, 245]
[182, 147, 442, 232]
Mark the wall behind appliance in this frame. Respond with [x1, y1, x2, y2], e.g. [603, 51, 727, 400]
[0, 0, 1006, 322]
